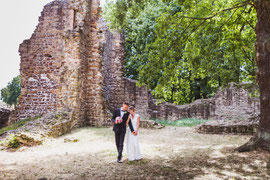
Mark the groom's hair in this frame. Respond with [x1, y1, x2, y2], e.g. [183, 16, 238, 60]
[123, 102, 129, 106]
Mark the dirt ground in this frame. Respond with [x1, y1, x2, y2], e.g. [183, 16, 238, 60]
[0, 126, 269, 180]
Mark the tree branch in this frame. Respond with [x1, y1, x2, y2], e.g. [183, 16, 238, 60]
[178, 1, 251, 20]
[242, 47, 254, 63]
[217, 8, 239, 32]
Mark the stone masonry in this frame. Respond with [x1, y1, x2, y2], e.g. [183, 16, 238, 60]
[10, 0, 260, 130]
[11, 0, 110, 126]
[121, 80, 260, 122]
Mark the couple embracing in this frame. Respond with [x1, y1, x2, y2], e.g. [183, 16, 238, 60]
[111, 102, 142, 163]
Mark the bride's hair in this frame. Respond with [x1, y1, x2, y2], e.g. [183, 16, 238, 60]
[129, 106, 135, 112]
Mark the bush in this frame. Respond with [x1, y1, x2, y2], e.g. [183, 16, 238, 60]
[7, 134, 20, 148]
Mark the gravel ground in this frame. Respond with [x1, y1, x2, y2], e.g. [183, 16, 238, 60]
[0, 126, 269, 180]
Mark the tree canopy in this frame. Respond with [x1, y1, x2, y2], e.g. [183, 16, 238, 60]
[0, 76, 21, 107]
[102, 0, 257, 105]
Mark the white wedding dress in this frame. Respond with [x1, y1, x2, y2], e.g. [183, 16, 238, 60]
[127, 113, 142, 161]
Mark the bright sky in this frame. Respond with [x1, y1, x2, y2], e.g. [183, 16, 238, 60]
[0, 0, 106, 91]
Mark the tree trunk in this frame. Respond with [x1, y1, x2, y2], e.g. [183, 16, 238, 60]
[237, 0, 270, 152]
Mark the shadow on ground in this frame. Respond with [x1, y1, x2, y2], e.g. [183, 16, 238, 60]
[0, 127, 269, 179]
[1, 148, 268, 179]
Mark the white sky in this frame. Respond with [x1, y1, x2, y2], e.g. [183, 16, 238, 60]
[0, 0, 106, 90]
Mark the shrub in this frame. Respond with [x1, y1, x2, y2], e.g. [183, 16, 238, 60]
[6, 134, 20, 148]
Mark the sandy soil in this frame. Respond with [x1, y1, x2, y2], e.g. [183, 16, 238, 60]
[0, 126, 269, 180]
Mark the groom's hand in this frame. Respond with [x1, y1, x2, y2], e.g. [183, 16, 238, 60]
[132, 131, 137, 136]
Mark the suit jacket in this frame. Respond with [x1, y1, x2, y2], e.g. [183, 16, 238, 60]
[112, 108, 134, 132]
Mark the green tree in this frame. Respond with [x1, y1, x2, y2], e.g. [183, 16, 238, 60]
[103, 0, 257, 105]
[0, 76, 21, 107]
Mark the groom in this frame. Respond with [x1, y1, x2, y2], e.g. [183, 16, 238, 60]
[112, 102, 135, 163]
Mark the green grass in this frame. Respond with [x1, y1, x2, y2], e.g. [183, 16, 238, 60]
[0, 115, 41, 136]
[154, 118, 208, 127]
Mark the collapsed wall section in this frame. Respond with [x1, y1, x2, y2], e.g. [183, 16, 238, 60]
[123, 78, 215, 120]
[122, 79, 260, 122]
[13, 1, 68, 122]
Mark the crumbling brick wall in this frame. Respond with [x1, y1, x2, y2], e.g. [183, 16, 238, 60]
[11, 0, 110, 126]
[122, 79, 260, 122]
[102, 25, 127, 111]
[15, 1, 67, 121]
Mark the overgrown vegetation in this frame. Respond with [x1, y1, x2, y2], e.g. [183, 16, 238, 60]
[154, 118, 208, 127]
[1, 133, 42, 149]
[5, 134, 20, 148]
[102, 0, 257, 105]
[0, 115, 41, 136]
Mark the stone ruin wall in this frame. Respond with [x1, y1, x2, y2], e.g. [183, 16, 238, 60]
[9, 0, 260, 128]
[213, 84, 260, 121]
[102, 25, 127, 111]
[11, 0, 110, 126]
[16, 1, 66, 121]
[122, 79, 260, 122]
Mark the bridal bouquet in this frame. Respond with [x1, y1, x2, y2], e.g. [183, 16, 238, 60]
[116, 116, 123, 124]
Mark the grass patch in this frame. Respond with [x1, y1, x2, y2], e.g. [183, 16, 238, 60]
[154, 118, 208, 127]
[0, 115, 41, 136]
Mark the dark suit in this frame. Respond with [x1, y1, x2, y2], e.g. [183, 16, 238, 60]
[112, 108, 134, 160]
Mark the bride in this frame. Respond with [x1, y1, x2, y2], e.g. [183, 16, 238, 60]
[126, 106, 142, 161]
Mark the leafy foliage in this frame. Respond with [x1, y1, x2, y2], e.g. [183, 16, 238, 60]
[102, 0, 257, 105]
[0, 76, 21, 107]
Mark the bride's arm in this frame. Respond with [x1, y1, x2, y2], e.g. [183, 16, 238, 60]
[128, 115, 135, 133]
[136, 115, 140, 135]
[126, 115, 130, 126]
